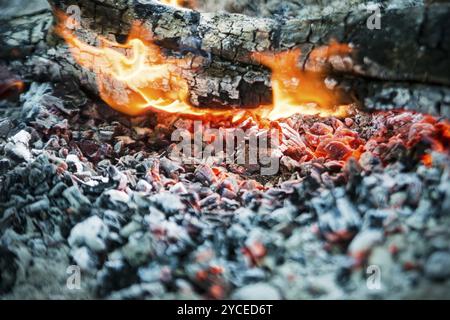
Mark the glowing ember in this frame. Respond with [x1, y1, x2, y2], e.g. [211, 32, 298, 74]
[0, 79, 24, 98]
[53, 15, 450, 169]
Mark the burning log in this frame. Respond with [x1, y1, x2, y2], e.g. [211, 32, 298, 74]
[1, 0, 450, 117]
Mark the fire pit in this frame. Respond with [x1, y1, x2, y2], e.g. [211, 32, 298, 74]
[0, 0, 450, 300]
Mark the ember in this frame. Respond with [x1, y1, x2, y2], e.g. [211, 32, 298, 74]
[0, 67, 24, 99]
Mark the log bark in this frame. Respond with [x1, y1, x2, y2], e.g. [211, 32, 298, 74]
[1, 0, 449, 117]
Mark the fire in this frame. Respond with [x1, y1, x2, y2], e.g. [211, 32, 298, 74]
[252, 43, 353, 121]
[56, 17, 212, 117]
[160, 0, 182, 7]
[56, 14, 353, 122]
[0, 80, 24, 98]
[159, 0, 194, 8]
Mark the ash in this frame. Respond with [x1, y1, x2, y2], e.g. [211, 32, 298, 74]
[1, 80, 449, 300]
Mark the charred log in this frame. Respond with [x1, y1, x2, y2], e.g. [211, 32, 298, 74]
[1, 0, 449, 116]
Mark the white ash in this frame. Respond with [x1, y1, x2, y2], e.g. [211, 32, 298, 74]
[68, 216, 109, 253]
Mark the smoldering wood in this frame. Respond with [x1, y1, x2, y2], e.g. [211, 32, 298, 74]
[1, 0, 449, 116]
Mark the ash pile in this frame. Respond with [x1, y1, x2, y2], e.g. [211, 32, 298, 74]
[1, 78, 450, 299]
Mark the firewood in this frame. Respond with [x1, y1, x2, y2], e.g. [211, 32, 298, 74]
[1, 0, 449, 116]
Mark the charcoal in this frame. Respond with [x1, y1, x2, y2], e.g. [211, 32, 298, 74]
[390, 192, 407, 207]
[97, 190, 131, 213]
[0, 246, 18, 294]
[136, 179, 153, 193]
[231, 282, 282, 300]
[120, 220, 142, 239]
[102, 210, 126, 233]
[21, 197, 50, 215]
[138, 263, 171, 283]
[264, 205, 295, 226]
[0, 158, 11, 173]
[358, 152, 382, 171]
[107, 283, 166, 299]
[107, 166, 128, 190]
[149, 192, 185, 215]
[440, 181, 450, 213]
[348, 229, 383, 261]
[96, 259, 139, 298]
[121, 232, 155, 268]
[63, 186, 91, 211]
[364, 209, 393, 228]
[20, 83, 64, 126]
[316, 195, 362, 242]
[0, 118, 12, 137]
[194, 164, 217, 186]
[424, 251, 450, 281]
[28, 166, 46, 188]
[68, 216, 109, 252]
[4, 130, 32, 163]
[160, 157, 184, 176]
[48, 182, 68, 198]
[71, 246, 99, 271]
[66, 154, 84, 173]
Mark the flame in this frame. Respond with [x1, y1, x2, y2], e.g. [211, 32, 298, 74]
[159, 0, 194, 8]
[0, 80, 24, 98]
[160, 0, 183, 7]
[56, 13, 353, 122]
[252, 43, 353, 121]
[56, 16, 213, 117]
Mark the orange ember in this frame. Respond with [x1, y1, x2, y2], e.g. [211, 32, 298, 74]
[56, 14, 353, 122]
[417, 116, 450, 166]
[0, 80, 24, 98]
[422, 153, 433, 167]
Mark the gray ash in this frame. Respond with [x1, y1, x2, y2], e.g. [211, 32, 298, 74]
[1, 79, 449, 299]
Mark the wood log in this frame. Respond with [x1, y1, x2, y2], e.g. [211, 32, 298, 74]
[1, 0, 449, 117]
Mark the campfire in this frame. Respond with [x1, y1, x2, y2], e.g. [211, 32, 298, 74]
[1, 0, 450, 300]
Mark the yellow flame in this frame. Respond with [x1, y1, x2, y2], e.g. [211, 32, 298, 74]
[252, 43, 352, 121]
[160, 0, 190, 8]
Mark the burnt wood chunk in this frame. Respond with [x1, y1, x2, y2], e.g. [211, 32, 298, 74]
[0, 0, 449, 115]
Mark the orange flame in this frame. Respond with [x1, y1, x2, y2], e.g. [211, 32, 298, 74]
[56, 17, 199, 116]
[252, 43, 353, 120]
[160, 0, 182, 6]
[159, 0, 195, 9]
[56, 14, 353, 122]
[0, 80, 24, 98]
